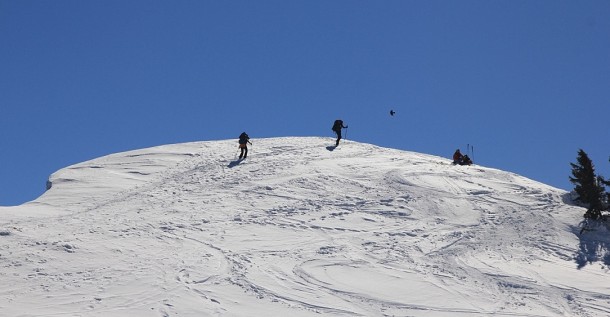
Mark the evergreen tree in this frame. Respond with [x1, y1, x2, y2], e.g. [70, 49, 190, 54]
[603, 156, 610, 207]
[569, 149, 605, 219]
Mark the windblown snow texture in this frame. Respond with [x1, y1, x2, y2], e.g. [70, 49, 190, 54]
[1, 137, 609, 316]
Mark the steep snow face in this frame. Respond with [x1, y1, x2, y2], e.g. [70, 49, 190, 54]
[0, 137, 608, 316]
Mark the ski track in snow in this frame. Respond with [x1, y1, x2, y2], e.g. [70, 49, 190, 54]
[1, 137, 609, 316]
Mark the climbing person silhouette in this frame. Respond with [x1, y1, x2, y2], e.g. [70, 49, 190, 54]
[238, 132, 251, 159]
[331, 119, 348, 147]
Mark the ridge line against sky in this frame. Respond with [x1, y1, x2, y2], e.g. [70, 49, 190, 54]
[1, 1, 609, 206]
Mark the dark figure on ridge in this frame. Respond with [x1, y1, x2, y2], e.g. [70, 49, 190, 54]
[452, 149, 473, 166]
[238, 132, 251, 159]
[331, 119, 348, 147]
[453, 149, 463, 165]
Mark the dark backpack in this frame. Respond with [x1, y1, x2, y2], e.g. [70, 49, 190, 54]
[239, 133, 249, 144]
[461, 155, 473, 165]
[332, 120, 343, 132]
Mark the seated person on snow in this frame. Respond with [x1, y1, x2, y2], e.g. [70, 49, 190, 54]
[452, 149, 463, 165]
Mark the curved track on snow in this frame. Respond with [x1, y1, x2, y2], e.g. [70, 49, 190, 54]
[1, 137, 608, 316]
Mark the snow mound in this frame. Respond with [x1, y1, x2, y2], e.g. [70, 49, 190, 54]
[1, 137, 609, 316]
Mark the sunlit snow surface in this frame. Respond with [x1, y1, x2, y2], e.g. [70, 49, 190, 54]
[1, 137, 609, 316]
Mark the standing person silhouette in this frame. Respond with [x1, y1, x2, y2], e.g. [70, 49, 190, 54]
[331, 119, 347, 147]
[238, 132, 251, 159]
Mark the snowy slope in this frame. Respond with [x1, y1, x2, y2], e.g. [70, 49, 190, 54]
[1, 137, 609, 317]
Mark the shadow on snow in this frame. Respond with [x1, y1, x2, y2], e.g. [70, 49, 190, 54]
[573, 218, 610, 269]
[227, 160, 243, 168]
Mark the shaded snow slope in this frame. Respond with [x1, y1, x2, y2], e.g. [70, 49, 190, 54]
[1, 137, 609, 316]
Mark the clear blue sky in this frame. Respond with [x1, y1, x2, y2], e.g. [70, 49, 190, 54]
[1, 0, 609, 206]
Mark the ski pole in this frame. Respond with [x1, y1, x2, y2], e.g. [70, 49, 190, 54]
[344, 127, 348, 141]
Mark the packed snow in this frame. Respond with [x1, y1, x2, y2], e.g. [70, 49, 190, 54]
[1, 137, 609, 316]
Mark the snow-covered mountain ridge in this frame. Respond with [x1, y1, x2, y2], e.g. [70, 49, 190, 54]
[1, 137, 609, 316]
